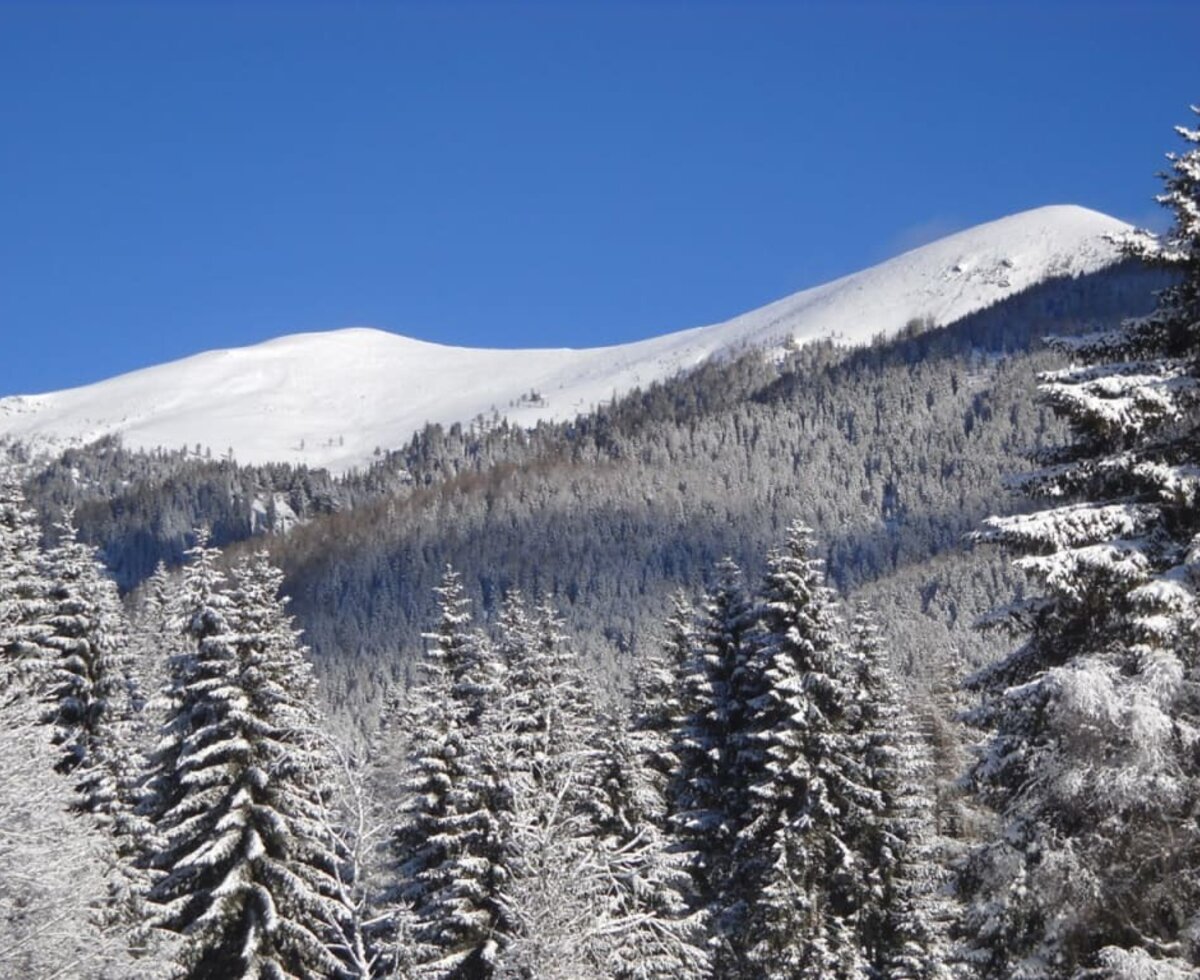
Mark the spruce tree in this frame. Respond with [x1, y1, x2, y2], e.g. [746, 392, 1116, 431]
[494, 594, 597, 803]
[39, 514, 135, 813]
[490, 591, 700, 977]
[142, 537, 349, 979]
[392, 567, 509, 977]
[0, 468, 50, 696]
[590, 707, 709, 980]
[630, 590, 692, 787]
[848, 606, 953, 980]
[730, 523, 877, 979]
[487, 596, 608, 978]
[668, 559, 756, 899]
[591, 591, 710, 977]
[35, 519, 164, 957]
[131, 559, 178, 704]
[961, 109, 1200, 976]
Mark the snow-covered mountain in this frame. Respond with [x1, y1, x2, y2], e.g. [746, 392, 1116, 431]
[0, 205, 1130, 474]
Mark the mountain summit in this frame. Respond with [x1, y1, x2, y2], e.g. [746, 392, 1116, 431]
[0, 205, 1130, 473]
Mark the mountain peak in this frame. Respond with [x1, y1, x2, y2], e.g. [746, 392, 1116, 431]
[0, 205, 1131, 473]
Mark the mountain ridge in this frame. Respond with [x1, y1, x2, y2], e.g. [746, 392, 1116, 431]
[0, 204, 1130, 473]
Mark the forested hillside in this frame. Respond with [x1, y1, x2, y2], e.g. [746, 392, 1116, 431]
[6, 261, 1165, 735]
[273, 261, 1164, 718]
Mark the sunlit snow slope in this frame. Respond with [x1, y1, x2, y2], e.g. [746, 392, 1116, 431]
[0, 205, 1130, 474]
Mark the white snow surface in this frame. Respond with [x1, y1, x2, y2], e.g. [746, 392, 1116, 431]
[0, 205, 1130, 474]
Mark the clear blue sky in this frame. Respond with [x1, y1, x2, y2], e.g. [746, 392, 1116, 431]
[1, 1, 1197, 397]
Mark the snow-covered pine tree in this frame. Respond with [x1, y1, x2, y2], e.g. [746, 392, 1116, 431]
[142, 535, 349, 979]
[392, 567, 509, 977]
[488, 596, 610, 979]
[39, 513, 135, 812]
[139, 529, 232, 878]
[730, 523, 878, 979]
[131, 558, 178, 705]
[0, 467, 50, 696]
[630, 590, 693, 788]
[574, 590, 710, 977]
[960, 109, 1200, 977]
[847, 605, 953, 980]
[490, 591, 700, 977]
[590, 706, 710, 980]
[1, 477, 160, 977]
[228, 549, 364, 974]
[667, 557, 756, 969]
[525, 597, 597, 759]
[33, 518, 165, 960]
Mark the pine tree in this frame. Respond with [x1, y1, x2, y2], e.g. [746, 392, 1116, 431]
[496, 593, 598, 822]
[39, 513, 135, 813]
[961, 110, 1200, 976]
[488, 596, 610, 979]
[590, 707, 710, 980]
[392, 567, 509, 977]
[730, 523, 877, 979]
[668, 558, 756, 921]
[489, 591, 705, 978]
[523, 597, 597, 761]
[33, 519, 163, 958]
[142, 536, 349, 979]
[585, 591, 711, 977]
[848, 606, 953, 980]
[630, 591, 693, 787]
[131, 558, 178, 705]
[0, 468, 50, 697]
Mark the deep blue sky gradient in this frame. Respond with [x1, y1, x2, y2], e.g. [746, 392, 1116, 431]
[2, 1, 1198, 396]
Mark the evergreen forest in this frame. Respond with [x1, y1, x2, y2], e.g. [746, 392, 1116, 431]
[1, 110, 1198, 980]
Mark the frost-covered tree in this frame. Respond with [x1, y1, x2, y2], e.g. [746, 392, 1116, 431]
[590, 707, 709, 980]
[39, 514, 136, 814]
[0, 491, 173, 977]
[0, 468, 50, 695]
[392, 568, 509, 977]
[667, 556, 757, 940]
[130, 559, 179, 703]
[0, 687, 179, 979]
[487, 597, 612, 978]
[484, 592, 707, 978]
[142, 537, 349, 979]
[317, 734, 416, 980]
[489, 736, 608, 980]
[630, 591, 693, 787]
[961, 110, 1200, 976]
[587, 592, 711, 978]
[517, 597, 597, 760]
[729, 523, 877, 979]
[848, 606, 954, 980]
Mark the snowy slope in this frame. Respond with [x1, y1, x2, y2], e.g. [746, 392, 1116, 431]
[0, 205, 1130, 474]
